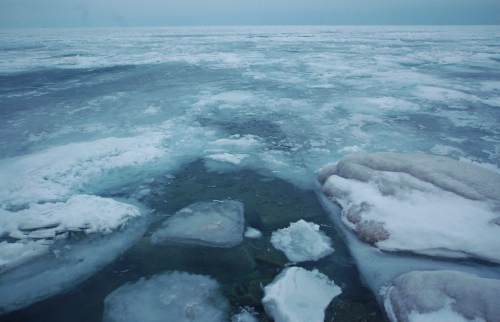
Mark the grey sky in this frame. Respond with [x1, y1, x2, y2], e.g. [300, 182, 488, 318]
[0, 0, 499, 28]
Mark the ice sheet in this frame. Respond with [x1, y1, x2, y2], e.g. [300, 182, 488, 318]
[262, 267, 342, 322]
[270, 220, 334, 262]
[319, 152, 500, 263]
[103, 271, 229, 322]
[0, 134, 167, 209]
[151, 200, 245, 248]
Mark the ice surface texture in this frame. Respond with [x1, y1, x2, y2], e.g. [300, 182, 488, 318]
[270, 219, 334, 262]
[103, 271, 229, 322]
[383, 270, 500, 322]
[151, 200, 245, 248]
[262, 266, 342, 322]
[319, 152, 500, 263]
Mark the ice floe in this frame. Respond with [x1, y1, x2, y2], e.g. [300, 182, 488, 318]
[318, 152, 500, 264]
[103, 271, 229, 322]
[151, 200, 245, 248]
[0, 216, 149, 314]
[383, 270, 500, 322]
[270, 219, 334, 262]
[205, 153, 248, 165]
[262, 267, 341, 322]
[0, 195, 143, 272]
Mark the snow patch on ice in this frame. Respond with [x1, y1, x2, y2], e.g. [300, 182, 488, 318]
[103, 271, 229, 322]
[205, 153, 248, 165]
[383, 270, 500, 322]
[319, 152, 500, 263]
[0, 134, 167, 209]
[0, 195, 142, 272]
[151, 200, 245, 248]
[270, 220, 334, 262]
[262, 267, 341, 322]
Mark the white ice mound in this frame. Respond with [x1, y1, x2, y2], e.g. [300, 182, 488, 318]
[151, 200, 245, 248]
[244, 227, 263, 239]
[262, 267, 342, 322]
[0, 217, 148, 314]
[270, 220, 334, 262]
[103, 271, 229, 322]
[318, 152, 500, 263]
[383, 270, 500, 322]
[0, 195, 142, 272]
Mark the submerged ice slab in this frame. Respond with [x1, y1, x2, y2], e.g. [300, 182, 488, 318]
[103, 271, 229, 322]
[262, 267, 342, 322]
[270, 219, 334, 262]
[151, 200, 245, 248]
[318, 152, 500, 263]
[383, 270, 500, 322]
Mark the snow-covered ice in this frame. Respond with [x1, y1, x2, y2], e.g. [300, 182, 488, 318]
[103, 271, 229, 322]
[270, 219, 334, 262]
[0, 195, 142, 272]
[151, 200, 245, 248]
[319, 152, 500, 263]
[383, 270, 500, 322]
[262, 266, 342, 322]
[0, 216, 149, 314]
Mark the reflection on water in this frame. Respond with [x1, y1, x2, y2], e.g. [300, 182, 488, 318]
[1, 160, 383, 321]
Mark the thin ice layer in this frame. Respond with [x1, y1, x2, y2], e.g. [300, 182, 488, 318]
[319, 152, 500, 263]
[262, 267, 341, 322]
[0, 217, 149, 314]
[151, 200, 245, 248]
[103, 271, 229, 322]
[270, 219, 334, 262]
[383, 270, 500, 322]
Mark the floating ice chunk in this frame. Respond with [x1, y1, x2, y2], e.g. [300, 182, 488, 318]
[205, 153, 248, 164]
[0, 195, 142, 272]
[0, 217, 149, 314]
[151, 200, 245, 248]
[262, 267, 342, 322]
[383, 270, 500, 322]
[231, 307, 258, 322]
[210, 135, 261, 150]
[270, 220, 334, 262]
[244, 227, 263, 239]
[103, 271, 229, 322]
[318, 152, 500, 263]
